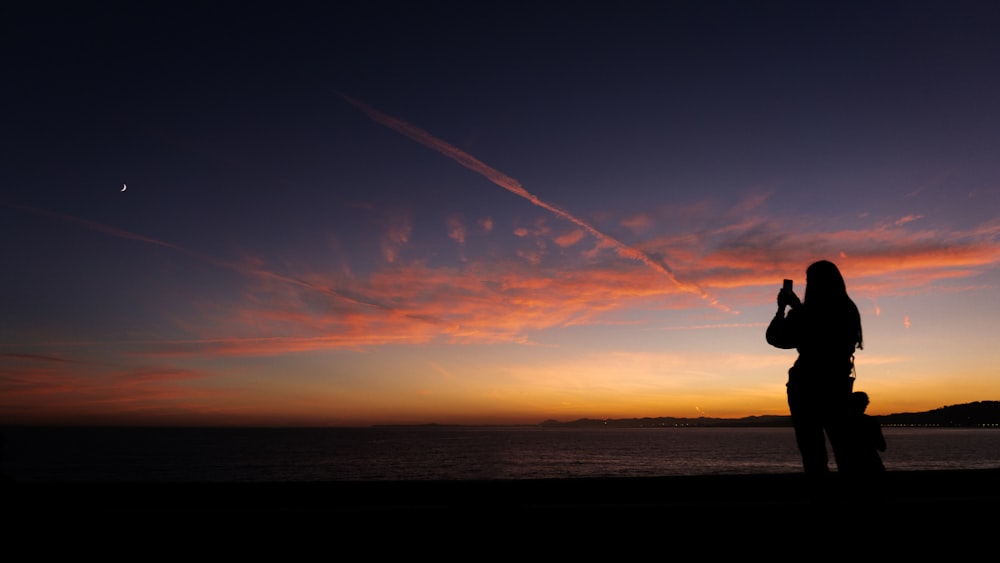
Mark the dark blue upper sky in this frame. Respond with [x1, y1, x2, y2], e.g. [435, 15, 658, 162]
[3, 1, 1000, 425]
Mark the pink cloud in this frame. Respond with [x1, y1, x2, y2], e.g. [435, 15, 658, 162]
[447, 215, 466, 244]
[554, 229, 586, 248]
[12, 182, 996, 367]
[380, 212, 412, 263]
[117, 255, 684, 358]
[620, 212, 654, 233]
[339, 93, 729, 312]
[895, 214, 924, 227]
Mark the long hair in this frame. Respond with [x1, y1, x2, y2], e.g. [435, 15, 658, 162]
[804, 260, 864, 350]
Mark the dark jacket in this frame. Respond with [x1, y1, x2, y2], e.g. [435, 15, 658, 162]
[767, 301, 860, 386]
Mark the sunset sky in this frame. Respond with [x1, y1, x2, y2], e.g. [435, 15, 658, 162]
[3, 1, 999, 426]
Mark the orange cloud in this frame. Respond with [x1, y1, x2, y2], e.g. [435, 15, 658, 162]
[0, 358, 229, 425]
[9, 182, 997, 370]
[554, 229, 586, 248]
[122, 252, 702, 359]
[99, 200, 995, 363]
[636, 204, 1000, 301]
[339, 93, 729, 312]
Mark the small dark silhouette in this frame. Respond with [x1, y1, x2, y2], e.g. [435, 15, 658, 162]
[766, 260, 863, 476]
[837, 391, 887, 475]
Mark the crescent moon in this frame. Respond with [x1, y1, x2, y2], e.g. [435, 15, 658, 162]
[121, 183, 127, 192]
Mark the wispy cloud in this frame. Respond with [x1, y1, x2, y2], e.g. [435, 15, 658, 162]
[339, 93, 732, 313]
[446, 214, 466, 245]
[6, 176, 997, 368]
[89, 207, 999, 359]
[0, 352, 93, 364]
[4, 201, 997, 424]
[0, 359, 225, 424]
[478, 216, 494, 233]
[554, 229, 586, 248]
[895, 214, 924, 227]
[3, 201, 433, 320]
[5, 203, 183, 250]
[380, 210, 412, 263]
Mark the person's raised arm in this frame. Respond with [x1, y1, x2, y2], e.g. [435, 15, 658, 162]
[766, 289, 800, 349]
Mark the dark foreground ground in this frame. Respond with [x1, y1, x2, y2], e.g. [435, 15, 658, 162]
[6, 469, 999, 553]
[9, 467, 999, 512]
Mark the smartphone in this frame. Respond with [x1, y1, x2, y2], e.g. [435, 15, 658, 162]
[783, 279, 793, 292]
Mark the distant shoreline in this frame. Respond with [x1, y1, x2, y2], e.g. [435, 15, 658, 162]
[375, 400, 1000, 429]
[3, 401, 998, 429]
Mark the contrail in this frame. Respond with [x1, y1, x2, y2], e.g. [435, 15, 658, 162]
[0, 352, 94, 364]
[339, 93, 730, 312]
[4, 201, 431, 319]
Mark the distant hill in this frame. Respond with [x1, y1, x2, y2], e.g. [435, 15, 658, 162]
[879, 401, 1000, 427]
[539, 401, 1000, 428]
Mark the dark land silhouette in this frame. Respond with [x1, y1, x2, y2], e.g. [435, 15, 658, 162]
[535, 400, 1000, 428]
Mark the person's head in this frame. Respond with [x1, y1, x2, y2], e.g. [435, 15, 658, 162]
[804, 260, 848, 304]
[805, 259, 864, 349]
[852, 391, 870, 413]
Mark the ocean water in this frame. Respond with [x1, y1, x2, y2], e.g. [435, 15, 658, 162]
[3, 426, 1000, 482]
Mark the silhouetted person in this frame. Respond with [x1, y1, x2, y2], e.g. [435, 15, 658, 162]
[766, 260, 863, 476]
[838, 391, 887, 476]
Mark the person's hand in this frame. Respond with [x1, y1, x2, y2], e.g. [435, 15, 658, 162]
[788, 291, 801, 308]
[777, 288, 801, 309]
